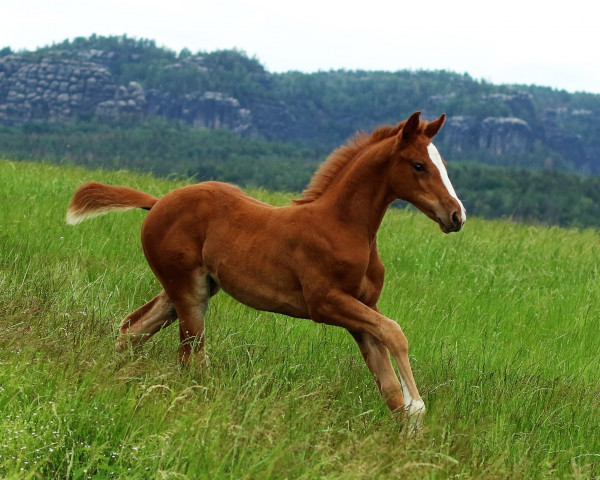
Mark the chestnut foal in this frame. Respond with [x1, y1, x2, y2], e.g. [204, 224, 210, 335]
[67, 111, 465, 428]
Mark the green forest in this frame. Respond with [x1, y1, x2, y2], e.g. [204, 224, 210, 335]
[3, 119, 600, 229]
[2, 35, 600, 228]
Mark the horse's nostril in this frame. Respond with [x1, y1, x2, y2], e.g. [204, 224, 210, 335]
[452, 211, 460, 225]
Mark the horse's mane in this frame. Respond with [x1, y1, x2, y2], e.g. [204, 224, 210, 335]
[293, 119, 424, 205]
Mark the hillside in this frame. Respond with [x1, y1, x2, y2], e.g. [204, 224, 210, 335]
[4, 35, 600, 230]
[1, 160, 599, 478]
[2, 34, 600, 173]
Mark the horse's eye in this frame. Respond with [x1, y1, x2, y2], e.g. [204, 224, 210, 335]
[412, 163, 426, 172]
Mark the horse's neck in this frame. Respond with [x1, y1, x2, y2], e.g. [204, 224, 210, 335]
[321, 146, 394, 241]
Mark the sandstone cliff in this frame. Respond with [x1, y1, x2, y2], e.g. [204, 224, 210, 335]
[0, 54, 252, 134]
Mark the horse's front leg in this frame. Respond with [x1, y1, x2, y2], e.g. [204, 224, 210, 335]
[310, 290, 426, 429]
[350, 331, 405, 413]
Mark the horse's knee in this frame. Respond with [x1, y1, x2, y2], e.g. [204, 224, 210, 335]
[378, 321, 409, 356]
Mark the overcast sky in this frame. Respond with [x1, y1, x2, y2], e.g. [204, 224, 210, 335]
[5, 0, 600, 94]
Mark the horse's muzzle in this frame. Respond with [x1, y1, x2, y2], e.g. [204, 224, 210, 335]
[439, 210, 464, 233]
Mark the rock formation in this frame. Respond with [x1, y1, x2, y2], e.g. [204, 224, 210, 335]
[0, 54, 252, 133]
[0, 56, 115, 123]
[145, 90, 252, 134]
[439, 115, 533, 155]
[479, 117, 532, 154]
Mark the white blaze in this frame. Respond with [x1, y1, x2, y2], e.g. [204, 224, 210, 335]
[427, 143, 466, 222]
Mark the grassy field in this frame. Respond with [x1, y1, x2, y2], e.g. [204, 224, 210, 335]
[1, 159, 599, 479]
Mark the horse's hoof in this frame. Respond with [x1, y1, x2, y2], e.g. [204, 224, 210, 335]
[406, 400, 426, 433]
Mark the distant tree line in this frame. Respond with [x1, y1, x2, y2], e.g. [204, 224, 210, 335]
[3, 119, 600, 229]
[0, 119, 318, 192]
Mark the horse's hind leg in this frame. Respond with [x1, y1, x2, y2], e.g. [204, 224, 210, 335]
[116, 290, 178, 352]
[163, 272, 213, 366]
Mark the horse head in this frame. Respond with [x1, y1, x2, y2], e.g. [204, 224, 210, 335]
[388, 111, 466, 233]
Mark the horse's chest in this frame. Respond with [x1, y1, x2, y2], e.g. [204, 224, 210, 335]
[325, 250, 382, 298]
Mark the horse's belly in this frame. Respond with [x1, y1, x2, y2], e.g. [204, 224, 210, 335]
[204, 245, 309, 319]
[215, 273, 309, 319]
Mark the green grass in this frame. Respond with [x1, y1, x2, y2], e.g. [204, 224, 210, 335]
[1, 159, 599, 479]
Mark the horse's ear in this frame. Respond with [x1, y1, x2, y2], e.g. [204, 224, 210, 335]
[397, 111, 421, 145]
[425, 113, 446, 139]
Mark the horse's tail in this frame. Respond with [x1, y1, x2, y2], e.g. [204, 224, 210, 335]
[66, 181, 159, 225]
